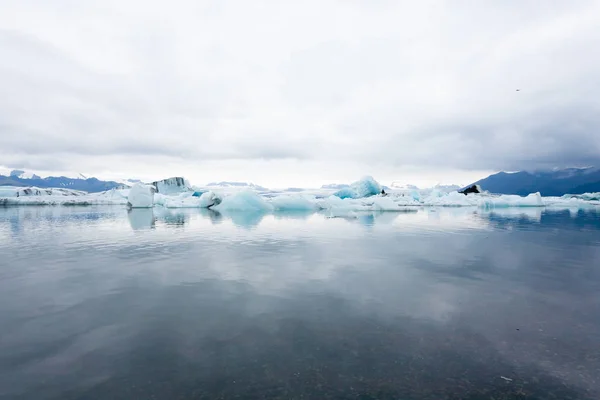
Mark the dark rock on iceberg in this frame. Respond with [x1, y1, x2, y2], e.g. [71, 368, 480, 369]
[459, 185, 481, 195]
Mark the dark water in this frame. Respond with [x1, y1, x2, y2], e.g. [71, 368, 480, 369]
[1, 206, 600, 400]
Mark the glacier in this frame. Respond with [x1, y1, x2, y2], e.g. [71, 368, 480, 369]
[1, 177, 599, 214]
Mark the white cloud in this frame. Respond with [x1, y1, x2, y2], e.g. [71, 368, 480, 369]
[1, 0, 599, 187]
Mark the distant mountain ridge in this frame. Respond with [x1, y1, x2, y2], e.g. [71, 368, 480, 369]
[0, 169, 122, 193]
[469, 167, 600, 196]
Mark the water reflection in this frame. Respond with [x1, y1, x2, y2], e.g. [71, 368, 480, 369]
[272, 210, 314, 221]
[220, 210, 267, 229]
[479, 207, 543, 222]
[0, 206, 599, 399]
[127, 208, 155, 230]
[153, 208, 188, 226]
[201, 208, 224, 225]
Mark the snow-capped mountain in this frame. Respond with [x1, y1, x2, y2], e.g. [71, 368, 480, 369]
[9, 169, 41, 180]
[0, 169, 123, 193]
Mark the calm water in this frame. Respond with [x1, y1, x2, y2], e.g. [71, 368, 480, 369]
[1, 206, 600, 400]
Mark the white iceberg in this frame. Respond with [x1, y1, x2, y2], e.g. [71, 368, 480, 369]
[127, 184, 155, 208]
[270, 195, 317, 211]
[569, 192, 600, 201]
[478, 192, 544, 209]
[155, 190, 223, 209]
[0, 186, 129, 206]
[213, 191, 273, 212]
[0, 186, 87, 197]
[151, 177, 192, 195]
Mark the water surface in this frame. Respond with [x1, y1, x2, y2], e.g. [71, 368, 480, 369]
[1, 206, 599, 399]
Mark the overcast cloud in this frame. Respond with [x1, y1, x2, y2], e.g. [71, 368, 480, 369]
[1, 0, 599, 187]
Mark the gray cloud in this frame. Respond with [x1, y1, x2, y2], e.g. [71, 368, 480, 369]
[0, 0, 599, 185]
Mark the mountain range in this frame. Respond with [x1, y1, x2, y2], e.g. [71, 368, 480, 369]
[3, 167, 600, 196]
[0, 170, 122, 193]
[469, 167, 600, 196]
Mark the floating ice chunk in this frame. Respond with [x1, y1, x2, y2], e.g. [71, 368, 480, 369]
[198, 191, 221, 208]
[422, 191, 479, 207]
[478, 192, 543, 209]
[573, 192, 600, 201]
[0, 186, 129, 206]
[270, 195, 317, 211]
[370, 196, 404, 211]
[321, 195, 369, 212]
[333, 176, 382, 199]
[543, 196, 600, 208]
[127, 184, 155, 208]
[163, 196, 203, 208]
[152, 190, 221, 208]
[0, 186, 87, 197]
[213, 190, 273, 212]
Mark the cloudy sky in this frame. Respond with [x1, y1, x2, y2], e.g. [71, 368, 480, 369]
[1, 0, 599, 188]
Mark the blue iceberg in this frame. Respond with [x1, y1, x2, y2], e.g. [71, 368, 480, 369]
[333, 176, 382, 199]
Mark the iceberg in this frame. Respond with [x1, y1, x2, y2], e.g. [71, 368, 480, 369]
[0, 186, 87, 197]
[270, 195, 317, 211]
[213, 191, 273, 212]
[155, 191, 223, 209]
[559, 192, 600, 202]
[422, 191, 479, 207]
[199, 191, 222, 208]
[151, 177, 192, 195]
[0, 186, 129, 206]
[477, 192, 543, 209]
[127, 184, 155, 208]
[333, 176, 382, 199]
[370, 196, 405, 211]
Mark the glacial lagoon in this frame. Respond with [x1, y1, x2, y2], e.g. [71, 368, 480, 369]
[1, 206, 599, 399]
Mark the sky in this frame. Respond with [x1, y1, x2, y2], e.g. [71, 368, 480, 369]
[1, 0, 599, 188]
